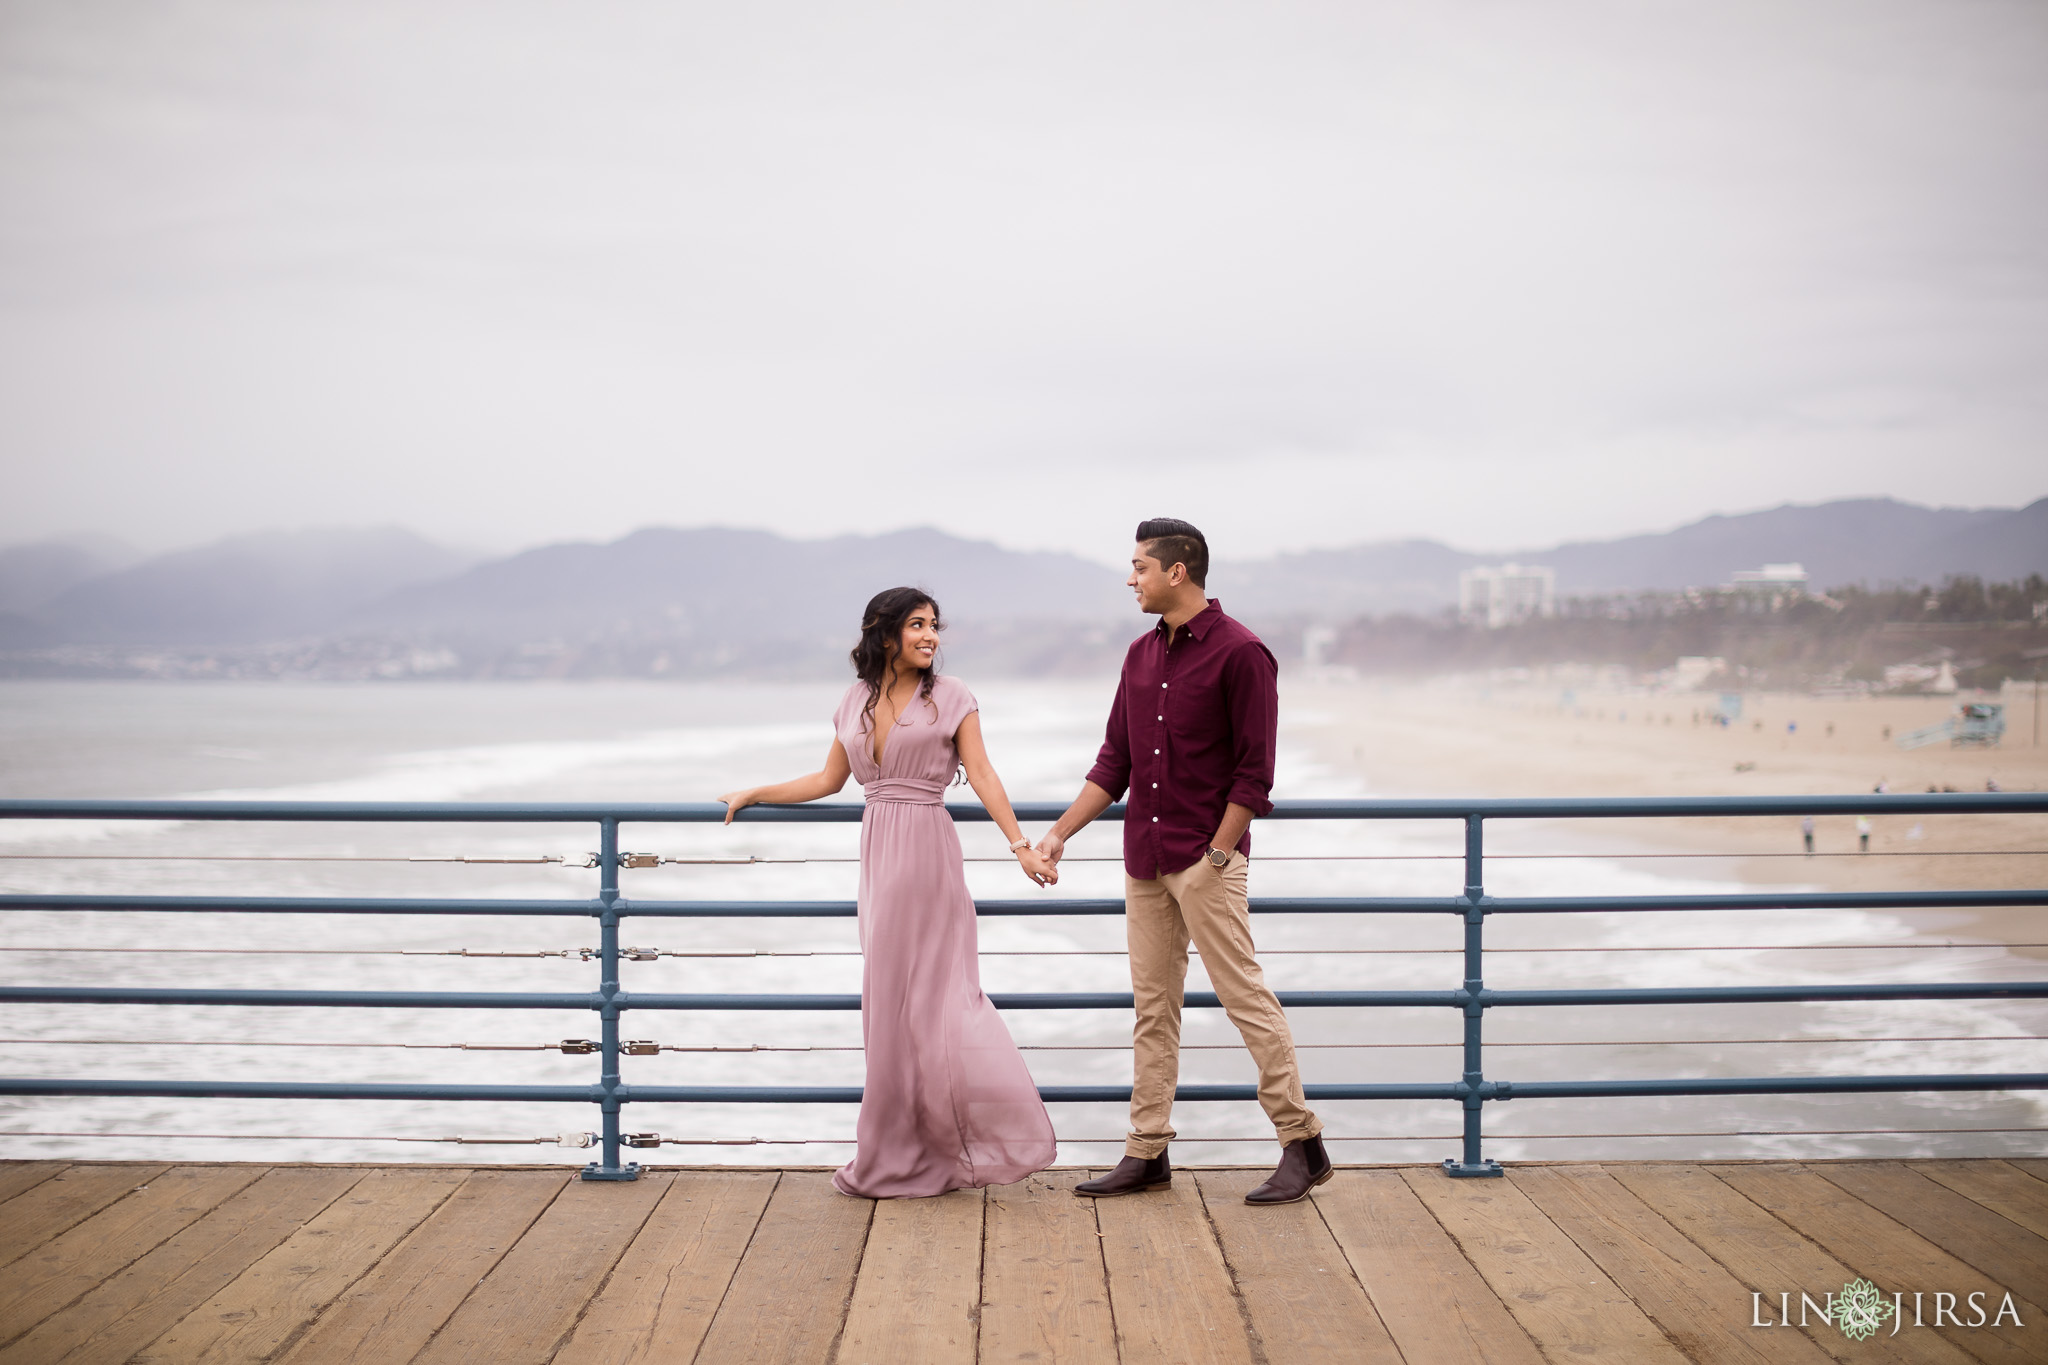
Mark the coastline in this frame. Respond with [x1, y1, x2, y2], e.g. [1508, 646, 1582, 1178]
[1284, 678, 2048, 958]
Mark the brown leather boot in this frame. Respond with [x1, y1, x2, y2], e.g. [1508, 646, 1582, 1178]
[1073, 1151, 1171, 1197]
[1244, 1135, 1332, 1205]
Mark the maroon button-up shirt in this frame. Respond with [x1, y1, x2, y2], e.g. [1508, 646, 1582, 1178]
[1084, 599, 1279, 879]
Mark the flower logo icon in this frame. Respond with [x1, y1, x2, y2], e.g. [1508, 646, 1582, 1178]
[1834, 1279, 1896, 1340]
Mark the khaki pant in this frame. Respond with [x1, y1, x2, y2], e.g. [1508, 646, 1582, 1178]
[1124, 852, 1321, 1158]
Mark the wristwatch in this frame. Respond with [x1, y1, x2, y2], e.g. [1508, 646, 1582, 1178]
[1206, 846, 1231, 868]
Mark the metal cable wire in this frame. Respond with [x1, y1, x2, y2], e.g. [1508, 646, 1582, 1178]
[5, 1126, 2044, 1146]
[0, 854, 577, 864]
[1029, 1034, 2048, 1049]
[3, 940, 2040, 958]
[0, 947, 592, 957]
[0, 1130, 475, 1143]
[1045, 1126, 2048, 1143]
[4, 1033, 2038, 1051]
[3, 848, 2043, 863]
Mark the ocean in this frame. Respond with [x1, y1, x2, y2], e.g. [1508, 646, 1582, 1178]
[1, 678, 2041, 1168]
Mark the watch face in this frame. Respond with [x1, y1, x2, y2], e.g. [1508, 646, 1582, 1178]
[1209, 848, 1229, 866]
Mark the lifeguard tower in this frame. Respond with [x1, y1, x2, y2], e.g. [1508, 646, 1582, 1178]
[1897, 700, 2007, 749]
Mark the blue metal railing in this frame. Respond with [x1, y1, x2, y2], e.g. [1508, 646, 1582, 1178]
[1, 793, 2044, 1179]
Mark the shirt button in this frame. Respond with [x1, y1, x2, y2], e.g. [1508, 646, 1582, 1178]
[1151, 816, 1159, 822]
[1153, 748, 1160, 754]
[1151, 782, 1158, 788]
[1161, 683, 1168, 688]
[1156, 715, 1163, 721]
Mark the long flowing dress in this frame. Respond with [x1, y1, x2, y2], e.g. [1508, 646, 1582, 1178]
[830, 674, 1057, 1198]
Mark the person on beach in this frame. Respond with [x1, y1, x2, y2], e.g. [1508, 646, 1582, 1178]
[1037, 518, 1329, 1206]
[720, 587, 1058, 1199]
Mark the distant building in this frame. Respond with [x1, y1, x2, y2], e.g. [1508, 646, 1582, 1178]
[1459, 563, 1556, 628]
[1302, 625, 1337, 667]
[1726, 563, 1809, 605]
[1667, 656, 1727, 691]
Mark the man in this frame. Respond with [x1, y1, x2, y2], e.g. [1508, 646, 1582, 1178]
[1037, 517, 1329, 1206]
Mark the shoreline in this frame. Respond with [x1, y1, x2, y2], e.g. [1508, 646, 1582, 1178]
[1284, 678, 2048, 959]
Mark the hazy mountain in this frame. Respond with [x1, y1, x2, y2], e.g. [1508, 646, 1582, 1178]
[1910, 497, 2048, 584]
[3, 498, 2041, 675]
[0, 523, 1135, 670]
[1219, 497, 2048, 617]
[0, 536, 138, 613]
[362, 525, 1128, 636]
[355, 525, 1135, 675]
[22, 527, 476, 645]
[1534, 497, 2030, 594]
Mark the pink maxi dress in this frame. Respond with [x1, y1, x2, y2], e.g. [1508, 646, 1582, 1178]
[830, 674, 1057, 1198]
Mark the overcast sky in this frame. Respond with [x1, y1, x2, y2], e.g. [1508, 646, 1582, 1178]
[2, 1, 2043, 565]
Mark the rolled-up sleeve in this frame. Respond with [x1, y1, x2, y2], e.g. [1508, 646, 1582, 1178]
[1083, 668, 1133, 801]
[1221, 641, 1278, 816]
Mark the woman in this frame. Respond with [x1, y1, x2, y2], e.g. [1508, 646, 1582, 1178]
[720, 587, 1058, 1198]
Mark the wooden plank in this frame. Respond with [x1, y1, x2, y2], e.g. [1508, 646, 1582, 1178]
[1191, 1169, 1402, 1363]
[1714, 1163, 2043, 1365]
[1512, 1165, 1833, 1365]
[1609, 1164, 1976, 1365]
[1311, 1169, 1542, 1365]
[551, 1170, 777, 1365]
[0, 1164, 171, 1269]
[0, 1165, 262, 1348]
[2007, 1158, 2048, 1185]
[1914, 1161, 2048, 1241]
[1402, 1166, 1689, 1363]
[978, 1171, 1117, 1365]
[409, 1169, 671, 1365]
[0, 1167, 364, 1365]
[1093, 1172, 1255, 1365]
[132, 1166, 467, 1364]
[277, 1169, 570, 1365]
[1818, 1162, 2048, 1293]
[838, 1188, 984, 1365]
[692, 1171, 873, 1365]
[0, 1162, 68, 1208]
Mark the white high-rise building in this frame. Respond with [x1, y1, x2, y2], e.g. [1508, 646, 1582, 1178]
[1726, 563, 1810, 610]
[1458, 563, 1556, 628]
[1728, 563, 1809, 592]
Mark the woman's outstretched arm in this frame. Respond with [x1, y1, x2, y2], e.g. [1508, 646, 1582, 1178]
[719, 738, 853, 824]
[954, 712, 1057, 886]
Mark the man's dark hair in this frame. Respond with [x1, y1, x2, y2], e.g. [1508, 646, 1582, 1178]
[1135, 517, 1209, 588]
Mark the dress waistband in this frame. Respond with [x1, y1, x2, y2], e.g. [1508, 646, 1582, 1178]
[862, 777, 946, 806]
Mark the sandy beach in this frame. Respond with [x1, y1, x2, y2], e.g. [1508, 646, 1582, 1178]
[1286, 679, 2048, 953]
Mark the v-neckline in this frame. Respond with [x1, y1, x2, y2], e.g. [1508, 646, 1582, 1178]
[870, 676, 922, 768]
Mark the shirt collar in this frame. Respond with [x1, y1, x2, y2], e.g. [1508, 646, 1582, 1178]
[1155, 598, 1224, 641]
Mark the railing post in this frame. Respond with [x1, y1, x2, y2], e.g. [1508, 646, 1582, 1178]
[582, 815, 639, 1181]
[1444, 813, 1502, 1177]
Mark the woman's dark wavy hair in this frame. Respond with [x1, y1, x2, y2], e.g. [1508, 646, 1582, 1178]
[850, 587, 943, 734]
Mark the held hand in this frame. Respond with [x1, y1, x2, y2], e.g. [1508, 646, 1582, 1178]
[718, 789, 756, 825]
[1016, 847, 1058, 887]
[1035, 830, 1066, 867]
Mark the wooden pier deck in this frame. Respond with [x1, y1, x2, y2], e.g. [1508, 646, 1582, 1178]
[0, 1159, 2041, 1363]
